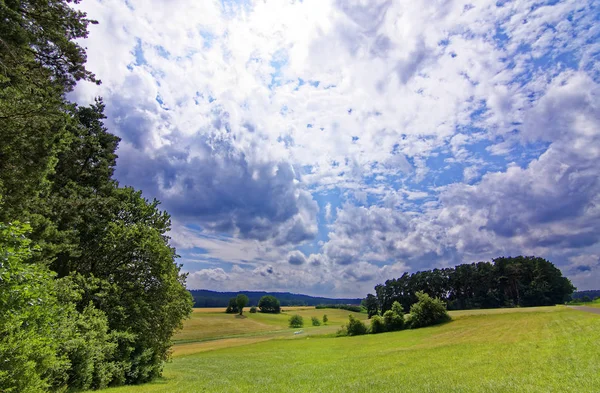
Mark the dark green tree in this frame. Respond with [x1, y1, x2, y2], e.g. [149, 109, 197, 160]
[362, 293, 379, 318]
[236, 294, 249, 315]
[225, 297, 239, 314]
[258, 295, 281, 313]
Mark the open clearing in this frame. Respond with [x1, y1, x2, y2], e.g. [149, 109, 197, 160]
[97, 306, 600, 393]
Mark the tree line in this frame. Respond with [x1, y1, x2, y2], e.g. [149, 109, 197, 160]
[190, 289, 361, 307]
[0, 1, 192, 392]
[365, 256, 575, 315]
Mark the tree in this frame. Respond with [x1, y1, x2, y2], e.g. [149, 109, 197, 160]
[236, 294, 249, 315]
[0, 0, 99, 224]
[0, 0, 193, 388]
[225, 298, 238, 314]
[409, 292, 450, 329]
[346, 315, 367, 336]
[383, 301, 405, 331]
[362, 294, 379, 318]
[311, 316, 321, 326]
[249, 306, 257, 313]
[323, 314, 328, 324]
[289, 315, 304, 328]
[258, 295, 281, 313]
[369, 315, 386, 334]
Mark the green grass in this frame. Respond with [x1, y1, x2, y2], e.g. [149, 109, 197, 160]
[96, 306, 600, 393]
[569, 299, 600, 308]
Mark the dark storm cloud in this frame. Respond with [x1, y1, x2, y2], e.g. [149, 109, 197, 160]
[112, 114, 318, 245]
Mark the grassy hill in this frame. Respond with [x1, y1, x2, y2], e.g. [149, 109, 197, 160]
[94, 306, 600, 393]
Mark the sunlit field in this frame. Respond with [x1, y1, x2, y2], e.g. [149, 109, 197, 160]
[95, 306, 600, 393]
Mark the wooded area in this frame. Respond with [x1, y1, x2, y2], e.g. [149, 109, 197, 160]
[368, 256, 575, 315]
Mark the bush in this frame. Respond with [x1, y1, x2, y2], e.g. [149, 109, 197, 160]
[258, 295, 281, 313]
[383, 301, 405, 331]
[249, 306, 257, 313]
[409, 291, 451, 329]
[369, 315, 386, 334]
[311, 316, 321, 326]
[289, 314, 304, 328]
[323, 314, 328, 324]
[346, 315, 367, 336]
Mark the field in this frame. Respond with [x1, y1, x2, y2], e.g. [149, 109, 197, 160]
[97, 306, 600, 393]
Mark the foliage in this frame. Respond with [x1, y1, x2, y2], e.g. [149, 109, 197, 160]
[249, 306, 257, 313]
[311, 316, 321, 326]
[323, 314, 328, 324]
[0, 1, 193, 388]
[0, 222, 64, 393]
[382, 301, 405, 331]
[236, 294, 249, 315]
[289, 314, 304, 328]
[315, 304, 363, 312]
[345, 314, 368, 336]
[0, 223, 126, 392]
[369, 315, 386, 334]
[409, 292, 451, 329]
[362, 294, 379, 318]
[225, 298, 239, 314]
[258, 295, 281, 313]
[374, 257, 575, 313]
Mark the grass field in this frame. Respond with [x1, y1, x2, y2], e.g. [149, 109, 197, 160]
[96, 306, 600, 393]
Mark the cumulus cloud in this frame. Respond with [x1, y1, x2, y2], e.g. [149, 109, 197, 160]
[72, 0, 600, 295]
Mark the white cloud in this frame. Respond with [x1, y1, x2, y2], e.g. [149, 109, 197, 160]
[72, 0, 600, 295]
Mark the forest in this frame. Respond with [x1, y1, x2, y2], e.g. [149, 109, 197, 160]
[189, 289, 361, 307]
[0, 1, 192, 392]
[366, 256, 575, 316]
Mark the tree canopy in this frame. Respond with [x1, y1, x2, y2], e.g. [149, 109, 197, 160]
[258, 295, 281, 313]
[371, 256, 575, 314]
[0, 1, 192, 390]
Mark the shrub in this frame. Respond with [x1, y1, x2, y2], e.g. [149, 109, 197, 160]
[311, 316, 321, 326]
[258, 295, 281, 313]
[249, 306, 257, 313]
[336, 325, 348, 337]
[369, 315, 386, 334]
[409, 291, 451, 329]
[346, 315, 367, 336]
[383, 301, 405, 331]
[289, 314, 304, 328]
[323, 314, 328, 324]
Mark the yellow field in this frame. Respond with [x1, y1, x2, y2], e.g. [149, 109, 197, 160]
[172, 307, 367, 357]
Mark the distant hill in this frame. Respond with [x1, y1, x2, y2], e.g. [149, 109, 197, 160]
[572, 290, 600, 300]
[189, 289, 362, 308]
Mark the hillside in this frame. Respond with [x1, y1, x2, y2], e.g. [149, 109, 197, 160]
[189, 289, 361, 307]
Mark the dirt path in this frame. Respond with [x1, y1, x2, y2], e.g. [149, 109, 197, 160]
[568, 306, 600, 315]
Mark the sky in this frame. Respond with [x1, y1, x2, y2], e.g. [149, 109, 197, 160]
[71, 0, 600, 298]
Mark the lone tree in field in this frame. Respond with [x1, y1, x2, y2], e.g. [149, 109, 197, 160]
[236, 294, 249, 315]
[258, 295, 281, 313]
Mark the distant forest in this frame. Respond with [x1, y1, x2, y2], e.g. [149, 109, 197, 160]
[369, 256, 575, 314]
[572, 290, 600, 300]
[189, 290, 361, 307]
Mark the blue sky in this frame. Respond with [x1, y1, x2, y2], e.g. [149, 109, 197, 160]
[72, 0, 600, 297]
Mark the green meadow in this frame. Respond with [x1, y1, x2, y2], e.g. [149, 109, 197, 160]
[96, 306, 600, 393]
